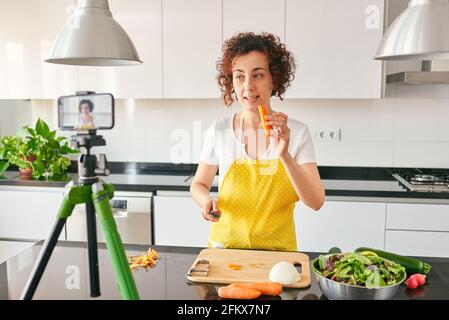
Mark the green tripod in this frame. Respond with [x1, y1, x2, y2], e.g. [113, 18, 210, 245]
[20, 132, 139, 300]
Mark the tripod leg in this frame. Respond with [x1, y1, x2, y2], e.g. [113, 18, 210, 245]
[92, 183, 139, 300]
[21, 198, 75, 300]
[85, 202, 101, 297]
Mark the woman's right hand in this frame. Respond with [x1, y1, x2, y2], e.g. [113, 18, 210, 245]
[202, 198, 221, 222]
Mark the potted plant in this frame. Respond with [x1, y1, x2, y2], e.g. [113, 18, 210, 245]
[0, 118, 79, 181]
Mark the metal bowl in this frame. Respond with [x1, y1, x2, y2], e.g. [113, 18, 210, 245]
[311, 254, 406, 300]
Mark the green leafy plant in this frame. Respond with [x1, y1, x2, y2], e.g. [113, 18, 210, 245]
[0, 118, 79, 180]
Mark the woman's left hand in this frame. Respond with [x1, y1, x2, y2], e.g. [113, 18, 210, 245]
[265, 111, 290, 158]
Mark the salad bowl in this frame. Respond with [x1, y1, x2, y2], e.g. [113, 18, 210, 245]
[312, 253, 407, 300]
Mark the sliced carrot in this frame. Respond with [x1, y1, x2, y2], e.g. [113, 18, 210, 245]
[218, 286, 262, 300]
[228, 263, 242, 270]
[258, 105, 273, 138]
[229, 282, 282, 296]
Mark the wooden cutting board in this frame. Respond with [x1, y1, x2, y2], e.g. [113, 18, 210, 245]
[186, 248, 311, 288]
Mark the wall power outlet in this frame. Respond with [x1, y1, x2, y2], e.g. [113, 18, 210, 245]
[313, 129, 342, 141]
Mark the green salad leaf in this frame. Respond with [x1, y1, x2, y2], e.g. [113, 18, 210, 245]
[315, 252, 405, 288]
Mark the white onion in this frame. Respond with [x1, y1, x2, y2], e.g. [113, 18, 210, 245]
[269, 261, 301, 285]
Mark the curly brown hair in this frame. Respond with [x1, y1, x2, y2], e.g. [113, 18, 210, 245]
[216, 32, 296, 106]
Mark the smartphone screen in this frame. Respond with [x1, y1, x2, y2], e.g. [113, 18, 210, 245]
[58, 93, 114, 131]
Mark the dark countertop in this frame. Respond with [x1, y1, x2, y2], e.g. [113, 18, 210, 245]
[1, 241, 448, 300]
[2, 170, 449, 201]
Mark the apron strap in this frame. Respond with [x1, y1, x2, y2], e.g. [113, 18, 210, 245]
[238, 112, 244, 143]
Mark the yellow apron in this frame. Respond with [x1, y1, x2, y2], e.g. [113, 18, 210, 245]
[208, 157, 300, 251]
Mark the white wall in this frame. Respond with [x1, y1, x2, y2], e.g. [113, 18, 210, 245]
[0, 99, 32, 136]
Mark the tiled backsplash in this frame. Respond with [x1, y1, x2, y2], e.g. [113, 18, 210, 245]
[1, 96, 448, 168]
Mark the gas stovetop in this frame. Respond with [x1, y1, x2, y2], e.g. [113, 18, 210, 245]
[392, 169, 449, 193]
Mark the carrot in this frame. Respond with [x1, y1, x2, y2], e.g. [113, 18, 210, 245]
[229, 282, 282, 296]
[258, 105, 273, 138]
[228, 263, 242, 270]
[218, 286, 262, 300]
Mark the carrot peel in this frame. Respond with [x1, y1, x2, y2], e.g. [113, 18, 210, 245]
[228, 263, 242, 270]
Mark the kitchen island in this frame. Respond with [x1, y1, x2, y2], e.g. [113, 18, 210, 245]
[1, 241, 448, 300]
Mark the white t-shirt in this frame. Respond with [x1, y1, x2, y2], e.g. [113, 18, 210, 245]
[74, 114, 98, 130]
[200, 112, 317, 190]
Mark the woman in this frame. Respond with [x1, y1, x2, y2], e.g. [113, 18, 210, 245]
[190, 32, 325, 251]
[74, 99, 98, 130]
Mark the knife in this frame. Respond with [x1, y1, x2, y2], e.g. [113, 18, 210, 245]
[209, 209, 221, 219]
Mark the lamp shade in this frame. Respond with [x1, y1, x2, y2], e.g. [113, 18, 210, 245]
[374, 0, 449, 60]
[45, 0, 142, 66]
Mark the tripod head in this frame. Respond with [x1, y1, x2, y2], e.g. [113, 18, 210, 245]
[70, 130, 110, 184]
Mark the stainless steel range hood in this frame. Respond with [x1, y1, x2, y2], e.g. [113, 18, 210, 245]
[387, 61, 449, 84]
[375, 0, 449, 84]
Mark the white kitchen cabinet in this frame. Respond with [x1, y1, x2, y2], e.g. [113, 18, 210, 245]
[285, 0, 384, 98]
[65, 191, 153, 245]
[0, 0, 78, 99]
[385, 230, 449, 258]
[223, 0, 285, 42]
[78, 0, 163, 99]
[386, 203, 449, 232]
[295, 200, 386, 253]
[162, 0, 222, 98]
[153, 191, 217, 247]
[385, 203, 449, 257]
[0, 186, 65, 240]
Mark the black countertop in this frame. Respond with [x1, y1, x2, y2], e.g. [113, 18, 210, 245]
[2, 170, 449, 200]
[1, 241, 448, 300]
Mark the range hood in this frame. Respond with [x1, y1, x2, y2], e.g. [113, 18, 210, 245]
[386, 61, 449, 84]
[374, 0, 449, 84]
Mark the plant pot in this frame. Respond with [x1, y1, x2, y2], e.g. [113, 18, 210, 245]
[17, 155, 36, 180]
[19, 167, 33, 180]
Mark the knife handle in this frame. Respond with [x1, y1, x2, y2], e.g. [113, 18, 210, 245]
[209, 209, 221, 219]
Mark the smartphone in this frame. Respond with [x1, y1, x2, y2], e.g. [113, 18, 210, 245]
[57, 93, 115, 131]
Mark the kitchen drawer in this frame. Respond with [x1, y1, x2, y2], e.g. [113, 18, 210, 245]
[386, 203, 449, 232]
[385, 230, 449, 258]
[153, 195, 211, 247]
[295, 201, 386, 253]
[65, 192, 152, 245]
